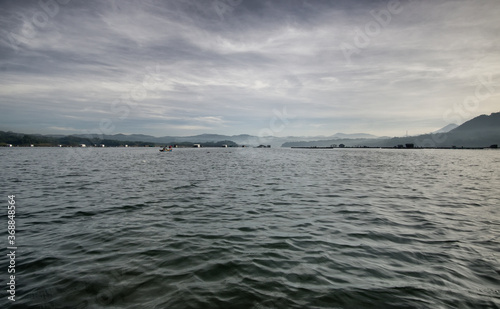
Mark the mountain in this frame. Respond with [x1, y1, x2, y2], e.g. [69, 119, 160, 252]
[442, 112, 500, 147]
[329, 133, 380, 139]
[71, 132, 382, 148]
[0, 131, 240, 147]
[0, 131, 159, 147]
[282, 138, 379, 148]
[450, 112, 500, 134]
[282, 112, 500, 148]
[433, 123, 458, 134]
[72, 133, 265, 146]
[4, 112, 498, 148]
[383, 113, 499, 147]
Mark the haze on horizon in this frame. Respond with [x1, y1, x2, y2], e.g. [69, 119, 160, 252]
[0, 0, 499, 138]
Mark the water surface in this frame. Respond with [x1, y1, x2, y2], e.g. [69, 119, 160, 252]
[1, 147, 499, 308]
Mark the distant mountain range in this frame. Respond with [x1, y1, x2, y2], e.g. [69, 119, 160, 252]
[2, 112, 499, 148]
[0, 131, 238, 148]
[283, 112, 500, 148]
[1, 131, 382, 148]
[67, 132, 382, 148]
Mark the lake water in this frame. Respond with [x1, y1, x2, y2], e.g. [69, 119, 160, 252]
[1, 147, 499, 308]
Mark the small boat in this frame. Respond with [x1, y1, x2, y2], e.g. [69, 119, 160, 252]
[159, 146, 173, 152]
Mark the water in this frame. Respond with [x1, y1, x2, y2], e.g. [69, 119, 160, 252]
[1, 147, 499, 308]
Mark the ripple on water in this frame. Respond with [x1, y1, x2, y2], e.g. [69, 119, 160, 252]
[1, 148, 499, 308]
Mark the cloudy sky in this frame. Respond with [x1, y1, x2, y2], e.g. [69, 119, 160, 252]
[0, 0, 499, 137]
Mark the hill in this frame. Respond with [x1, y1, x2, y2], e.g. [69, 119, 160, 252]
[0, 131, 239, 148]
[450, 112, 500, 134]
[2, 112, 498, 148]
[282, 112, 500, 148]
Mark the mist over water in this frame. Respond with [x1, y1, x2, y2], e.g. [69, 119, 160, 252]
[1, 147, 499, 308]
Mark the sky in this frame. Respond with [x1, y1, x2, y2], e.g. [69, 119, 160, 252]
[0, 0, 499, 138]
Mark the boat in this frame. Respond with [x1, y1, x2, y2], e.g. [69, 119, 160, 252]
[159, 146, 173, 152]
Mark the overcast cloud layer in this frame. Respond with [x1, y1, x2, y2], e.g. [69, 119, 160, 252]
[0, 0, 499, 137]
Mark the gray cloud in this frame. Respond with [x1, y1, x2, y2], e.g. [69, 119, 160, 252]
[0, 0, 499, 137]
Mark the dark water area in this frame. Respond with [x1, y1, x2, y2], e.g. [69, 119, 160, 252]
[1, 147, 499, 308]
